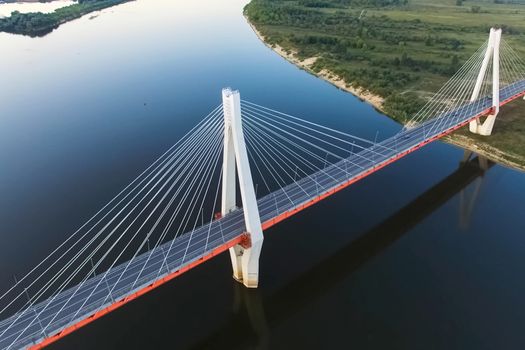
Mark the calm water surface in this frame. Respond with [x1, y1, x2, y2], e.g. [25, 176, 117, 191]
[1, 1, 525, 349]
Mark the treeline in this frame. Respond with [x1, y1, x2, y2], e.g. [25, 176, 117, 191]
[0, 0, 131, 36]
[299, 0, 407, 7]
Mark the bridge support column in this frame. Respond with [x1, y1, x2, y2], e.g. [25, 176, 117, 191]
[469, 28, 501, 136]
[222, 88, 264, 288]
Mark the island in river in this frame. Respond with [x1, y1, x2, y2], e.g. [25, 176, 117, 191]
[245, 0, 525, 170]
[0, 0, 132, 36]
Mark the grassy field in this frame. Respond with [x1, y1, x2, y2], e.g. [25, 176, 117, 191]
[451, 99, 525, 166]
[245, 0, 525, 169]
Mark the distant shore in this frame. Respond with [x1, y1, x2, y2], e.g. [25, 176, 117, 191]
[0, 0, 132, 36]
[0, 0, 76, 18]
[245, 17, 525, 172]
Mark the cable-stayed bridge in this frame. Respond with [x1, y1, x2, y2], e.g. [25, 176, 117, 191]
[0, 28, 524, 350]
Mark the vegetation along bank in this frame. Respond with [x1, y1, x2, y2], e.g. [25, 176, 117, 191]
[245, 0, 525, 170]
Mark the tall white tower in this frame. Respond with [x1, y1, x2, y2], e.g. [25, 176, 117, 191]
[469, 27, 502, 136]
[221, 88, 264, 288]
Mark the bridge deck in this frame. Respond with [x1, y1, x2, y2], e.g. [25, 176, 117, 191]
[1, 79, 524, 349]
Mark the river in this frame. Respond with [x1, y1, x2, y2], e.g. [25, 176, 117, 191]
[1, 0, 524, 349]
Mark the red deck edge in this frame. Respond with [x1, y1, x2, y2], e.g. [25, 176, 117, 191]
[29, 235, 244, 350]
[29, 91, 524, 349]
[261, 90, 525, 231]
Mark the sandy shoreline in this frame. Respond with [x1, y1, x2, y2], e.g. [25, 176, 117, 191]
[245, 17, 525, 172]
[246, 19, 385, 112]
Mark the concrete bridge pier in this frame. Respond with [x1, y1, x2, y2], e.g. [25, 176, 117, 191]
[472, 110, 498, 136]
[222, 88, 264, 288]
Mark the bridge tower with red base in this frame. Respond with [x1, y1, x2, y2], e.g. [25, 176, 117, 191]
[221, 88, 264, 288]
[469, 27, 502, 136]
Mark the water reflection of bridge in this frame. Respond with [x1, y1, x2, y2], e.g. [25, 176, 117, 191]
[195, 154, 493, 350]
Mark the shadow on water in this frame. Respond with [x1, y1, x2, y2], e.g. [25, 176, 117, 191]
[192, 152, 494, 350]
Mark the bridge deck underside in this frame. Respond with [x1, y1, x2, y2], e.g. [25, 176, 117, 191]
[1, 80, 524, 350]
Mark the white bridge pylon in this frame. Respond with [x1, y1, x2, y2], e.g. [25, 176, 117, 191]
[221, 88, 264, 288]
[469, 27, 502, 136]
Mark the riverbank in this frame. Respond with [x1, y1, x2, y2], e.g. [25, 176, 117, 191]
[0, 0, 76, 18]
[245, 16, 525, 172]
[247, 19, 385, 113]
[0, 0, 132, 36]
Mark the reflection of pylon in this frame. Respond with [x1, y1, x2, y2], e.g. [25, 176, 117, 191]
[459, 151, 489, 229]
[233, 283, 269, 350]
[459, 177, 483, 230]
[461, 150, 474, 164]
